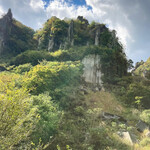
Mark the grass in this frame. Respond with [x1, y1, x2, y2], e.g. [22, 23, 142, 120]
[84, 91, 125, 115]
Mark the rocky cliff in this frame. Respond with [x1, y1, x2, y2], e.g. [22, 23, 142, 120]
[0, 9, 13, 54]
[34, 16, 121, 52]
[0, 9, 128, 87]
[0, 9, 36, 55]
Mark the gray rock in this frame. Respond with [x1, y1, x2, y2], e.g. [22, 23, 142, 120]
[68, 20, 74, 46]
[48, 38, 55, 52]
[136, 120, 149, 132]
[86, 41, 89, 46]
[82, 54, 103, 86]
[95, 25, 101, 46]
[0, 9, 13, 54]
[7, 9, 13, 20]
[145, 131, 150, 137]
[109, 30, 117, 48]
[118, 131, 136, 145]
[37, 37, 42, 50]
[101, 112, 127, 123]
[81, 88, 88, 95]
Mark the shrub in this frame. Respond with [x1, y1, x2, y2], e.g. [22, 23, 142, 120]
[140, 138, 150, 147]
[30, 93, 61, 145]
[12, 63, 33, 74]
[140, 110, 150, 125]
[0, 74, 37, 150]
[23, 61, 82, 99]
[10, 50, 53, 66]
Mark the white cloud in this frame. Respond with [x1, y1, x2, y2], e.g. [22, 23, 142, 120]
[46, 0, 99, 21]
[0, 5, 4, 17]
[85, 0, 134, 47]
[0, 0, 46, 29]
[29, 0, 45, 11]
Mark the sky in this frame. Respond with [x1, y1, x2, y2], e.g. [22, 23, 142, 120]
[0, 0, 150, 63]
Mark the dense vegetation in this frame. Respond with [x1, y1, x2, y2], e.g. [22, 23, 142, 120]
[0, 14, 150, 150]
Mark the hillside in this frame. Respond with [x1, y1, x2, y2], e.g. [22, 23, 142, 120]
[0, 9, 36, 56]
[0, 9, 150, 150]
[134, 57, 150, 79]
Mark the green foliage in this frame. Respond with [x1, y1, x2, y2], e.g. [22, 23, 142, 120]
[34, 17, 68, 50]
[0, 73, 37, 150]
[140, 110, 150, 125]
[134, 57, 150, 79]
[30, 93, 61, 144]
[34, 16, 123, 52]
[10, 50, 53, 66]
[112, 75, 150, 109]
[23, 61, 82, 101]
[6, 19, 37, 55]
[51, 46, 127, 82]
[10, 50, 71, 66]
[140, 138, 150, 147]
[135, 96, 143, 110]
[0, 15, 137, 150]
[12, 63, 33, 74]
[50, 50, 71, 61]
[73, 19, 90, 45]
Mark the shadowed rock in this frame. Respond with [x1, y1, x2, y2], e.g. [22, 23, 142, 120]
[136, 120, 149, 132]
[0, 9, 13, 54]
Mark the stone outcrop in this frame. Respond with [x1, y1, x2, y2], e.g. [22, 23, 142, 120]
[101, 112, 127, 123]
[110, 30, 117, 48]
[95, 25, 101, 46]
[47, 19, 74, 51]
[48, 38, 55, 52]
[0, 9, 35, 55]
[117, 131, 137, 145]
[68, 20, 74, 46]
[0, 9, 13, 54]
[82, 54, 103, 87]
[37, 16, 118, 51]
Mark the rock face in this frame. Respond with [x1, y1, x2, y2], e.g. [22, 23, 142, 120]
[36, 15, 121, 52]
[0, 9, 36, 55]
[95, 25, 101, 46]
[110, 30, 117, 48]
[48, 38, 55, 52]
[118, 131, 136, 145]
[68, 20, 74, 46]
[101, 112, 127, 123]
[82, 54, 103, 87]
[0, 9, 13, 54]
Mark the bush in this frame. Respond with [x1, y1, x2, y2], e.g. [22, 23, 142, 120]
[140, 138, 150, 147]
[23, 61, 82, 100]
[30, 93, 61, 145]
[140, 110, 150, 125]
[12, 63, 33, 74]
[10, 50, 53, 66]
[0, 73, 37, 150]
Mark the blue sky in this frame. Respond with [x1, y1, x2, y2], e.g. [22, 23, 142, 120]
[43, 0, 87, 6]
[0, 0, 150, 64]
